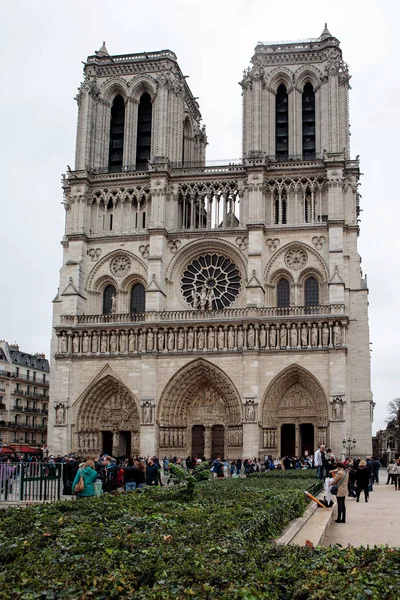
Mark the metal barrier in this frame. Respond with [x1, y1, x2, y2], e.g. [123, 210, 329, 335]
[0, 462, 63, 503]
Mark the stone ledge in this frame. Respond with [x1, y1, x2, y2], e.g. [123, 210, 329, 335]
[277, 494, 337, 547]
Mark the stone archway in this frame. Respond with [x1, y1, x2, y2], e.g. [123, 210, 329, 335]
[157, 359, 243, 459]
[76, 375, 140, 457]
[261, 364, 329, 458]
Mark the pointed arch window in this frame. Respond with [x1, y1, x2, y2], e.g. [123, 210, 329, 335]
[136, 93, 152, 169]
[302, 82, 316, 159]
[304, 277, 319, 307]
[130, 283, 145, 314]
[275, 84, 288, 160]
[103, 285, 116, 315]
[108, 95, 125, 172]
[277, 279, 290, 308]
[274, 189, 287, 225]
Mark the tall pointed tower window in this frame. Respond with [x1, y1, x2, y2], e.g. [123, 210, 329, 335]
[108, 95, 125, 172]
[305, 277, 319, 307]
[103, 285, 116, 315]
[277, 279, 290, 308]
[275, 84, 288, 160]
[302, 83, 316, 159]
[130, 283, 145, 314]
[136, 93, 152, 169]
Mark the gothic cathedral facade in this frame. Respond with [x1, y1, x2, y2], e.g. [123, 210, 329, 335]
[48, 27, 373, 460]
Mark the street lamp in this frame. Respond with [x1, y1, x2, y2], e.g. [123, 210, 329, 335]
[342, 437, 357, 458]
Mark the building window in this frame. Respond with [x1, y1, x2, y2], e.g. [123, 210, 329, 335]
[277, 279, 290, 308]
[305, 277, 319, 307]
[15, 367, 19, 377]
[108, 95, 125, 171]
[302, 82, 316, 159]
[136, 93, 152, 169]
[130, 283, 145, 314]
[103, 285, 116, 315]
[275, 84, 288, 160]
[43, 374, 46, 383]
[26, 370, 30, 380]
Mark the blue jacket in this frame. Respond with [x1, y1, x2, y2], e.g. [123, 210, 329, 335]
[72, 466, 98, 497]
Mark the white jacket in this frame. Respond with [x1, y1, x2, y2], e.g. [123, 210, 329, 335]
[314, 449, 324, 467]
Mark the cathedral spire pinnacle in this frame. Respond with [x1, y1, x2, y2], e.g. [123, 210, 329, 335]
[320, 23, 332, 40]
[96, 41, 110, 57]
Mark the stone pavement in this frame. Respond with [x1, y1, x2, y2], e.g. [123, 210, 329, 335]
[324, 481, 400, 547]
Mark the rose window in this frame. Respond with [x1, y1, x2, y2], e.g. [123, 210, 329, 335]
[284, 248, 308, 271]
[181, 254, 241, 309]
[110, 255, 131, 277]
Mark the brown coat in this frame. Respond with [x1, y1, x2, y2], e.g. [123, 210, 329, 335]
[331, 468, 349, 497]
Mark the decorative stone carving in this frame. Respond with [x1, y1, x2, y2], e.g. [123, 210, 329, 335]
[266, 238, 280, 252]
[332, 397, 344, 421]
[143, 401, 153, 424]
[284, 248, 308, 271]
[139, 244, 150, 259]
[263, 428, 277, 449]
[333, 321, 342, 346]
[110, 294, 116, 314]
[312, 235, 326, 250]
[110, 255, 131, 277]
[55, 403, 66, 425]
[235, 236, 248, 250]
[87, 248, 102, 262]
[245, 400, 256, 422]
[167, 239, 181, 253]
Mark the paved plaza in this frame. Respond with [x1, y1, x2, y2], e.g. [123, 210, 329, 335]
[324, 479, 400, 547]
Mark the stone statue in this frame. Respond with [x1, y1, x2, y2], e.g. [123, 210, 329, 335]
[55, 404, 66, 425]
[139, 331, 146, 352]
[207, 287, 215, 310]
[280, 325, 287, 347]
[199, 285, 207, 310]
[270, 326, 277, 348]
[333, 322, 342, 346]
[82, 334, 89, 353]
[228, 327, 235, 349]
[113, 429, 118, 447]
[110, 332, 117, 353]
[290, 325, 297, 348]
[187, 329, 194, 350]
[322, 324, 329, 347]
[178, 329, 185, 351]
[100, 333, 107, 353]
[128, 331, 135, 352]
[197, 328, 204, 350]
[191, 288, 199, 309]
[143, 403, 152, 424]
[168, 330, 174, 351]
[72, 335, 79, 354]
[111, 294, 117, 314]
[207, 328, 215, 350]
[158, 330, 164, 351]
[91, 332, 98, 353]
[259, 326, 266, 348]
[245, 402, 255, 422]
[247, 326, 255, 348]
[61, 334, 67, 353]
[147, 329, 154, 352]
[333, 398, 343, 420]
[311, 326, 318, 347]
[301, 325, 308, 347]
[120, 331, 127, 353]
[237, 327, 244, 348]
[217, 327, 224, 350]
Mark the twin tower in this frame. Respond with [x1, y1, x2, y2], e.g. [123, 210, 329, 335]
[48, 27, 373, 461]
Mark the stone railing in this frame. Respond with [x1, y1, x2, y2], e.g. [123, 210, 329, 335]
[59, 304, 345, 327]
[55, 316, 347, 357]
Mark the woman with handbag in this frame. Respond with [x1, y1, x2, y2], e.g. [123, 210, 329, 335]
[355, 460, 370, 502]
[72, 460, 98, 498]
[330, 462, 349, 523]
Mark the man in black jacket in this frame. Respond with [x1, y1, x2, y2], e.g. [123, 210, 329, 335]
[145, 457, 159, 486]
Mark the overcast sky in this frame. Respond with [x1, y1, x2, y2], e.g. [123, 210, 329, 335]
[0, 0, 398, 436]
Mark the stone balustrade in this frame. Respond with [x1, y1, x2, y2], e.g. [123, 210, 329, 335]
[56, 316, 347, 357]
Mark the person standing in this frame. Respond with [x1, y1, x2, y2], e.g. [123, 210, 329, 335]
[355, 459, 370, 502]
[330, 462, 349, 523]
[314, 445, 326, 480]
[372, 457, 381, 484]
[145, 457, 159, 486]
[72, 460, 98, 498]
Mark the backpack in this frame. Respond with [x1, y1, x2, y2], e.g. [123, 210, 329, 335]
[116, 468, 124, 488]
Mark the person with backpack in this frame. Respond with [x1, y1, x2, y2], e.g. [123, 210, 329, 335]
[72, 460, 98, 498]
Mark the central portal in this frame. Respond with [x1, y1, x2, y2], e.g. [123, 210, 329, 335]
[211, 425, 225, 459]
[192, 425, 205, 458]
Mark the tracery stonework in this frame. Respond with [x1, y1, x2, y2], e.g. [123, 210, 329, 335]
[285, 248, 308, 271]
[110, 255, 131, 277]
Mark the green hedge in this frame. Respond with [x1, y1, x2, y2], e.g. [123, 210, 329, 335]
[0, 477, 398, 599]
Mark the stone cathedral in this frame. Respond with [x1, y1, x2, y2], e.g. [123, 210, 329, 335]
[48, 26, 373, 460]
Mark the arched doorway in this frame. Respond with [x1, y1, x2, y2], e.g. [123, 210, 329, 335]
[261, 364, 329, 458]
[76, 374, 140, 457]
[158, 359, 242, 459]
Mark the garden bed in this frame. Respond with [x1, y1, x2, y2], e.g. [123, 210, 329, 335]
[0, 476, 399, 599]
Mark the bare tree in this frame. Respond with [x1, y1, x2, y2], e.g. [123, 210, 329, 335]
[386, 398, 400, 442]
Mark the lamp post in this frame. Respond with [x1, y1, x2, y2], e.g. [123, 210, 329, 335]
[342, 437, 357, 459]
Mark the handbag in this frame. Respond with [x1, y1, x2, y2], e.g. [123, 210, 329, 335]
[74, 472, 85, 494]
[330, 474, 346, 496]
